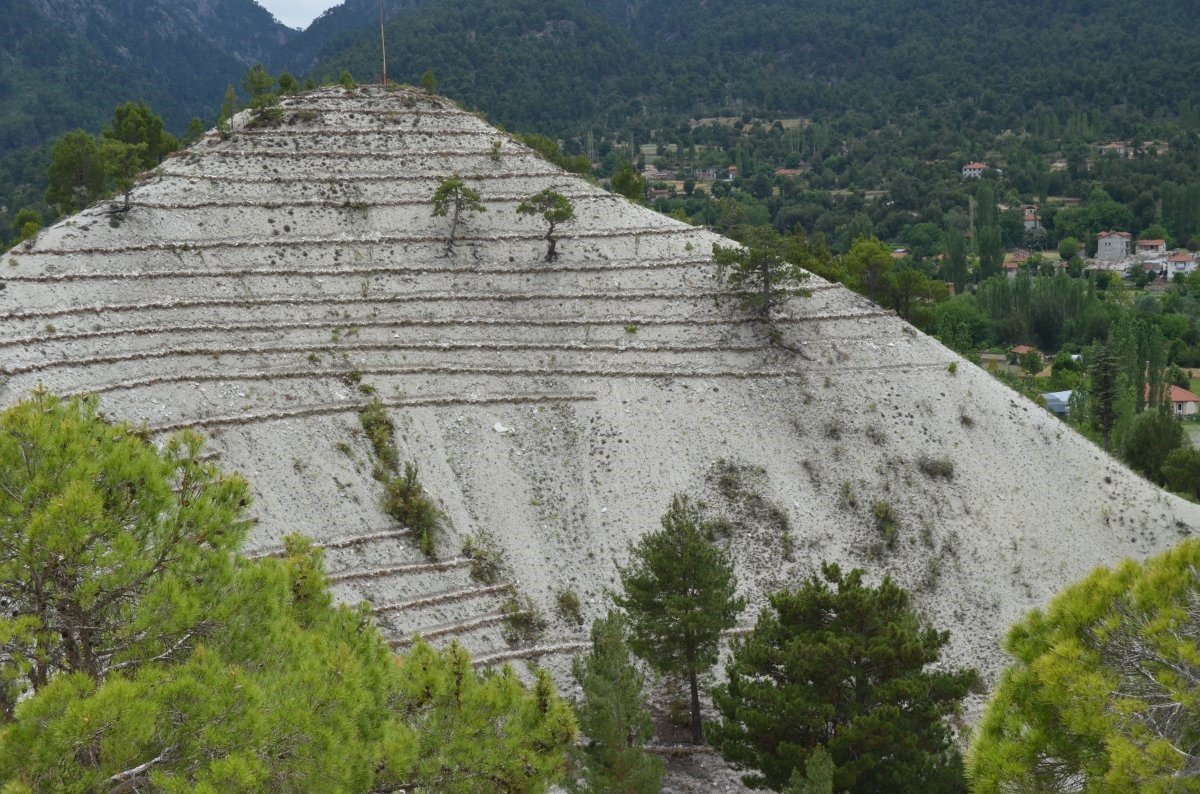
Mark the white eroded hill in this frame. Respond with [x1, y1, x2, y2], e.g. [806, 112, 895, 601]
[2, 86, 1196, 704]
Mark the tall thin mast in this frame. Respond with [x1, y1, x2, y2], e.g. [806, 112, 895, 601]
[380, 0, 388, 85]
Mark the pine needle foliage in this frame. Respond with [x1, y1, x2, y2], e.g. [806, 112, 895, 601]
[0, 392, 575, 791]
[710, 563, 976, 793]
[968, 540, 1200, 792]
[569, 612, 663, 794]
[614, 494, 744, 743]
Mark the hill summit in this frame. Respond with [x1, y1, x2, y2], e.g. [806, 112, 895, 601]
[2, 85, 1196, 686]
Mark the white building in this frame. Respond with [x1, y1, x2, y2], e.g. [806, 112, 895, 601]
[961, 162, 987, 179]
[1096, 230, 1131, 260]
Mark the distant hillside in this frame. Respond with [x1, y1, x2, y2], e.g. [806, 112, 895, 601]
[279, 0, 434, 74]
[309, 0, 1200, 135]
[313, 0, 648, 132]
[0, 0, 294, 154]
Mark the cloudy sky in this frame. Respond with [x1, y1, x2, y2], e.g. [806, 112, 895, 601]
[259, 0, 341, 30]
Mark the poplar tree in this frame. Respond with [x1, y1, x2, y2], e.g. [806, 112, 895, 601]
[1088, 335, 1121, 451]
[614, 494, 744, 743]
[432, 175, 486, 254]
[570, 612, 663, 794]
[710, 564, 975, 793]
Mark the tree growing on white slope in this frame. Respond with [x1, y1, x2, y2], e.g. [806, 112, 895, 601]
[432, 175, 486, 254]
[518, 188, 574, 261]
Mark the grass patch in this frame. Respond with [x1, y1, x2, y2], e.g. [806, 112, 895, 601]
[358, 398, 398, 477]
[501, 593, 547, 645]
[837, 480, 858, 510]
[917, 455, 955, 480]
[461, 530, 506, 585]
[872, 500, 899, 548]
[554, 588, 584, 626]
[382, 462, 441, 558]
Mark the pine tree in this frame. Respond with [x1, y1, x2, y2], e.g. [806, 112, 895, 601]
[570, 612, 663, 794]
[710, 563, 976, 792]
[713, 226, 813, 319]
[102, 100, 178, 169]
[432, 175, 486, 254]
[218, 84, 238, 124]
[0, 391, 577, 791]
[241, 63, 275, 107]
[610, 160, 645, 203]
[517, 189, 575, 261]
[44, 130, 106, 213]
[614, 494, 744, 743]
[969, 540, 1200, 791]
[0, 389, 250, 702]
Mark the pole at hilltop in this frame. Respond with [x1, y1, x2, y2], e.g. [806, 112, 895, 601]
[380, 0, 388, 85]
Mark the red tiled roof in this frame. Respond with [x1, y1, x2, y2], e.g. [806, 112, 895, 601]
[1011, 345, 1038, 355]
[1146, 385, 1200, 403]
[1137, 239, 1166, 247]
[1169, 251, 1196, 262]
[1172, 385, 1200, 403]
[1098, 230, 1131, 239]
[962, 162, 987, 170]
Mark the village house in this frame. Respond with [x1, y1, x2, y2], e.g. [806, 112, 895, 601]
[961, 162, 988, 179]
[1136, 238, 1167, 254]
[642, 164, 676, 181]
[1096, 230, 1132, 260]
[1023, 207, 1042, 232]
[1168, 250, 1199, 277]
[1155, 385, 1200, 416]
[1010, 344, 1043, 360]
[1099, 142, 1129, 158]
[1170, 386, 1200, 416]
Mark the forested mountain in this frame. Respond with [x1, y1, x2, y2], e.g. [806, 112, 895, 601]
[8, 0, 1200, 250]
[315, 0, 649, 132]
[314, 0, 1200, 137]
[0, 0, 293, 154]
[280, 0, 434, 74]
